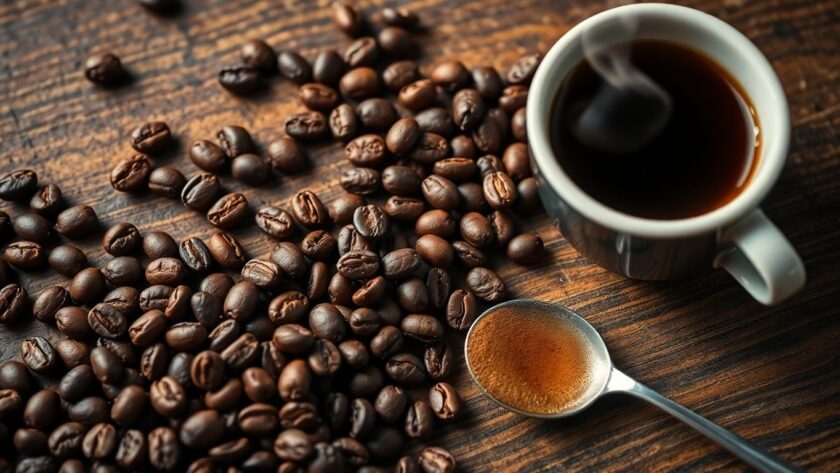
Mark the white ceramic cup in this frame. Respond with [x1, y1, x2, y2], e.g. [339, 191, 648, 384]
[527, 3, 806, 305]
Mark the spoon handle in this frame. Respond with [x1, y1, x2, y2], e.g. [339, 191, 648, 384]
[607, 368, 802, 473]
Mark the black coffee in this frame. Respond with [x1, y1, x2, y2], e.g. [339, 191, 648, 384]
[551, 39, 759, 219]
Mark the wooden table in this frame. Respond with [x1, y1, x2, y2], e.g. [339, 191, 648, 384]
[2, 0, 839, 471]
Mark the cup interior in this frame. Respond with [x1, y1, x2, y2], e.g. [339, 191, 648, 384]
[527, 3, 790, 239]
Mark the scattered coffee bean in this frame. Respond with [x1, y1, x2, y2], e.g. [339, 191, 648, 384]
[207, 192, 249, 229]
[111, 155, 152, 193]
[218, 64, 261, 94]
[344, 37, 379, 68]
[29, 184, 63, 217]
[55, 204, 99, 239]
[84, 52, 123, 85]
[5, 241, 46, 271]
[241, 39, 276, 72]
[278, 50, 312, 83]
[11, 212, 52, 243]
[313, 49, 346, 85]
[340, 67, 379, 100]
[148, 166, 186, 198]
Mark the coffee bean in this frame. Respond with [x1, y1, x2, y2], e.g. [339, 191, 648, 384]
[55, 306, 94, 339]
[430, 61, 469, 93]
[53, 338, 90, 369]
[378, 26, 413, 56]
[452, 88, 486, 131]
[343, 37, 379, 68]
[266, 137, 306, 175]
[424, 342, 454, 380]
[339, 67, 379, 101]
[68, 267, 105, 304]
[311, 264, 330, 306]
[398, 79, 436, 111]
[382, 60, 419, 91]
[148, 166, 185, 198]
[470, 66, 504, 99]
[84, 52, 123, 85]
[137, 285, 171, 313]
[422, 175, 460, 210]
[144, 257, 186, 286]
[489, 106, 510, 142]
[148, 427, 180, 470]
[206, 231, 247, 269]
[433, 157, 477, 182]
[22, 389, 60, 431]
[89, 346, 123, 384]
[466, 267, 506, 302]
[341, 167, 380, 195]
[506, 233, 545, 265]
[4, 240, 44, 271]
[29, 184, 63, 217]
[0, 284, 29, 324]
[274, 428, 313, 462]
[270, 241, 308, 279]
[110, 385, 146, 426]
[285, 110, 329, 140]
[100, 222, 139, 256]
[114, 429, 146, 470]
[451, 135, 477, 159]
[231, 153, 270, 185]
[381, 248, 423, 280]
[149, 376, 186, 417]
[54, 204, 99, 239]
[349, 276, 384, 308]
[48, 422, 87, 458]
[32, 286, 70, 324]
[239, 402, 279, 436]
[82, 423, 117, 459]
[374, 385, 408, 425]
[221, 333, 260, 371]
[307, 339, 342, 376]
[349, 365, 385, 398]
[397, 278, 428, 313]
[401, 315, 444, 345]
[382, 6, 418, 27]
[268, 290, 310, 325]
[413, 210, 453, 238]
[344, 134, 387, 168]
[292, 190, 330, 228]
[459, 212, 494, 248]
[188, 350, 224, 392]
[419, 446, 456, 473]
[310, 441, 345, 472]
[482, 171, 518, 209]
[0, 169, 38, 200]
[13, 212, 53, 242]
[188, 140, 227, 173]
[21, 336, 57, 373]
[337, 250, 379, 280]
[165, 321, 208, 352]
[367, 324, 402, 358]
[507, 52, 541, 84]
[272, 324, 314, 355]
[221, 280, 258, 322]
[127, 309, 166, 347]
[379, 166, 419, 197]
[130, 121, 171, 154]
[472, 114, 503, 154]
[111, 154, 151, 193]
[46, 245, 86, 277]
[357, 98, 398, 130]
[218, 64, 261, 94]
[207, 192, 248, 229]
[382, 196, 423, 223]
[332, 2, 363, 35]
[277, 50, 312, 84]
[313, 49, 345, 85]
[428, 382, 461, 421]
[14, 428, 48, 456]
[241, 38, 276, 71]
[409, 133, 449, 164]
[88, 303, 128, 339]
[329, 103, 361, 141]
[488, 210, 516, 247]
[350, 205, 389, 240]
[385, 353, 426, 386]
[178, 409, 224, 450]
[309, 303, 347, 343]
[501, 142, 531, 181]
[426, 268, 452, 310]
[216, 125, 253, 159]
[405, 400, 434, 439]
[511, 106, 527, 141]
[300, 83, 340, 112]
[446, 289, 477, 331]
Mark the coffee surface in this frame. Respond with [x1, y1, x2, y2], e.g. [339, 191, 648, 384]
[551, 39, 759, 219]
[467, 306, 594, 415]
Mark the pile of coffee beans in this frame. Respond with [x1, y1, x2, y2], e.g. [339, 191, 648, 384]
[2, 3, 547, 472]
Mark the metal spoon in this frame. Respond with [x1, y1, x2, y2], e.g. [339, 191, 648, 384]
[464, 300, 801, 473]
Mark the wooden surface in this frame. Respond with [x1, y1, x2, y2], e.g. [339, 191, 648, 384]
[2, 0, 840, 471]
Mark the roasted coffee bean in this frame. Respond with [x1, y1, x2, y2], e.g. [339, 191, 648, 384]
[292, 190, 329, 228]
[309, 303, 347, 343]
[459, 212, 494, 248]
[482, 171, 518, 209]
[357, 98, 398, 130]
[48, 422, 86, 458]
[96, 338, 136, 366]
[378, 26, 414, 56]
[175, 237, 210, 273]
[267, 137, 307, 174]
[241, 259, 281, 288]
[353, 204, 390, 240]
[148, 427, 180, 470]
[12, 212, 52, 242]
[405, 399, 434, 439]
[419, 446, 456, 473]
[382, 6, 418, 27]
[0, 169, 38, 200]
[167, 352, 194, 389]
[383, 196, 424, 223]
[84, 52, 123, 85]
[189, 140, 227, 173]
[396, 278, 428, 313]
[14, 427, 48, 456]
[139, 344, 167, 381]
[215, 124, 253, 160]
[332, 2, 363, 35]
[349, 365, 385, 398]
[381, 165, 421, 196]
[55, 306, 94, 339]
[181, 173, 222, 212]
[346, 308, 379, 337]
[369, 325, 403, 359]
[165, 322, 208, 352]
[178, 409, 225, 449]
[145, 257, 186, 286]
[331, 436, 369, 466]
[21, 337, 57, 376]
[497, 83, 528, 113]
[273, 428, 313, 462]
[231, 153, 270, 185]
[379, 59, 417, 91]
[452, 88, 486, 131]
[477, 154, 505, 177]
[430, 60, 469, 92]
[401, 315, 444, 345]
[208, 318, 239, 352]
[429, 382, 461, 420]
[241, 38, 276, 71]
[239, 402, 279, 436]
[110, 385, 146, 426]
[384, 118, 420, 157]
[446, 289, 477, 331]
[272, 324, 314, 355]
[0, 284, 29, 324]
[268, 291, 310, 324]
[343, 36, 379, 68]
[515, 176, 541, 214]
[207, 192, 248, 229]
[507, 52, 541, 84]
[128, 309, 166, 347]
[511, 106, 527, 141]
[82, 423, 117, 459]
[55, 206, 99, 238]
[197, 274, 232, 304]
[329, 103, 361, 141]
[0, 360, 36, 395]
[374, 385, 408, 425]
[414, 209, 454, 238]
[285, 111, 328, 140]
[88, 303, 128, 339]
[48, 245, 88, 276]
[350, 276, 385, 307]
[452, 240, 486, 268]
[313, 49, 345, 85]
[309, 441, 345, 472]
[341, 167, 380, 195]
[307, 339, 342, 376]
[138, 285, 172, 313]
[337, 250, 379, 280]
[423, 270, 449, 312]
[149, 376, 186, 417]
[206, 231, 247, 269]
[148, 166, 186, 198]
[110, 155, 151, 193]
[101, 222, 140, 256]
[488, 210, 515, 247]
[140, 232, 176, 261]
[114, 429, 146, 470]
[300, 230, 337, 262]
[33, 286, 71, 324]
[23, 389, 60, 430]
[385, 352, 426, 387]
[398, 79, 436, 111]
[471, 65, 504, 99]
[190, 350, 225, 391]
[345, 134, 387, 167]
[240, 367, 274, 402]
[221, 333, 260, 371]
[334, 341, 366, 371]
[409, 133, 449, 164]
[69, 267, 105, 304]
[507, 233, 545, 265]
[337, 225, 373, 255]
[424, 342, 453, 381]
[259, 341, 287, 378]
[381, 248, 423, 280]
[450, 135, 477, 158]
[130, 121, 171, 154]
[348, 397, 376, 439]
[218, 64, 261, 94]
[277, 50, 311, 83]
[502, 142, 531, 181]
[4, 241, 46, 271]
[90, 346, 123, 384]
[466, 266, 506, 302]
[422, 175, 460, 210]
[270, 241, 308, 279]
[339, 67, 379, 101]
[488, 106, 511, 141]
[472, 114, 503, 154]
[253, 206, 295, 240]
[54, 338, 91, 369]
[202, 378, 242, 411]
[223, 281, 259, 321]
[300, 83, 340, 112]
[208, 437, 249, 463]
[433, 157, 477, 182]
[415, 235, 452, 268]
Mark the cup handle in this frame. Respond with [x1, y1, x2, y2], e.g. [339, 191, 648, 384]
[713, 209, 806, 305]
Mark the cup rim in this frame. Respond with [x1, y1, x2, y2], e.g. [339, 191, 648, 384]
[527, 3, 790, 239]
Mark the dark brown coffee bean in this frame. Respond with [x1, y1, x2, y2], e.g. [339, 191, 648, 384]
[14, 427, 48, 456]
[208, 318, 239, 352]
[414, 235, 452, 269]
[333, 2, 363, 35]
[405, 400, 434, 439]
[145, 257, 186, 286]
[313, 49, 345, 85]
[398, 79, 436, 111]
[267, 137, 307, 174]
[241, 39, 276, 71]
[422, 175, 459, 210]
[82, 423, 117, 459]
[148, 166, 185, 198]
[218, 64, 261, 94]
[292, 190, 330, 228]
[90, 346, 123, 384]
[348, 276, 383, 308]
[231, 153, 270, 185]
[101, 222, 139, 256]
[278, 359, 311, 401]
[33, 286, 71, 324]
[270, 241, 308, 279]
[110, 384, 146, 426]
[349, 365, 385, 398]
[429, 382, 461, 420]
[148, 427, 180, 470]
[381, 248, 423, 280]
[0, 169, 38, 200]
[189, 140, 227, 173]
[344, 134, 387, 167]
[84, 52, 123, 85]
[327, 104, 360, 142]
[419, 446, 456, 473]
[165, 322, 208, 352]
[352, 204, 390, 240]
[332, 436, 369, 466]
[114, 428, 146, 470]
[459, 212, 494, 248]
[22, 389, 59, 432]
[378, 59, 416, 91]
[385, 353, 426, 386]
[451, 241, 485, 268]
[277, 50, 311, 83]
[507, 233, 545, 265]
[471, 66, 504, 99]
[0, 360, 36, 395]
[88, 303, 128, 339]
[4, 241, 45, 271]
[337, 250, 379, 280]
[477, 154, 505, 177]
[345, 307, 379, 337]
[239, 367, 274, 403]
[483, 171, 518, 209]
[357, 98, 398, 130]
[55, 306, 93, 339]
[239, 259, 279, 289]
[268, 291, 309, 325]
[488, 210, 516, 246]
[414, 210, 454, 238]
[348, 397, 376, 439]
[128, 309, 166, 347]
[130, 121, 171, 154]
[21, 337, 57, 374]
[300, 83, 340, 112]
[207, 231, 247, 269]
[452, 88, 486, 131]
[446, 289, 477, 331]
[450, 135, 477, 159]
[175, 237, 210, 273]
[149, 376, 186, 417]
[367, 324, 402, 358]
[139, 233, 173, 261]
[511, 106, 527, 142]
[496, 83, 527, 113]
[0, 284, 29, 324]
[328, 273, 354, 306]
[309, 303, 347, 343]
[48, 422, 86, 458]
[341, 167, 380, 195]
[190, 350, 225, 391]
[339, 67, 379, 101]
[343, 37, 379, 68]
[54, 204, 98, 239]
[409, 133, 449, 164]
[466, 267, 506, 302]
[273, 324, 314, 354]
[307, 339, 342, 376]
[221, 333, 260, 371]
[273, 428, 313, 462]
[196, 275, 231, 304]
[285, 111, 328, 140]
[430, 60, 469, 92]
[110, 155, 151, 193]
[472, 114, 503, 154]
[380, 165, 419, 196]
[69, 267, 105, 305]
[502, 142, 531, 181]
[53, 338, 90, 369]
[224, 281, 260, 321]
[181, 173, 221, 211]
[378, 26, 414, 56]
[433, 157, 477, 182]
[383, 196, 424, 223]
[139, 343, 167, 382]
[424, 342, 453, 380]
[298, 230, 335, 262]
[12, 212, 52, 242]
[47, 245, 87, 277]
[397, 279, 428, 313]
[401, 313, 444, 343]
[383, 119, 418, 157]
[207, 192, 248, 229]
[507, 52, 541, 84]
[374, 385, 408, 425]
[253, 206, 294, 240]
[139, 285, 173, 313]
[179, 409, 224, 449]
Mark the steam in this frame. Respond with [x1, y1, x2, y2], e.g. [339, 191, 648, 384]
[572, 17, 672, 154]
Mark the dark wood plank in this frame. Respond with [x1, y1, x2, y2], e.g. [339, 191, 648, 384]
[1, 0, 839, 471]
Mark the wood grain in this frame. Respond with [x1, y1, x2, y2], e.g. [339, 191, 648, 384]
[1, 0, 839, 471]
